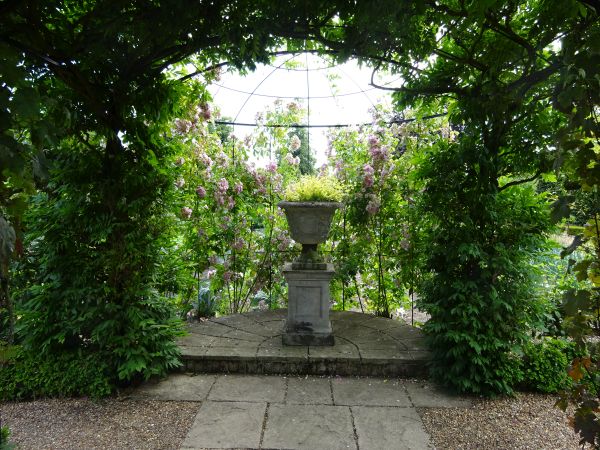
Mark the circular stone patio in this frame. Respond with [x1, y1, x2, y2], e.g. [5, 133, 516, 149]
[179, 309, 431, 377]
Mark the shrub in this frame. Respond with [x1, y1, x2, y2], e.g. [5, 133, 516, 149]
[0, 425, 15, 450]
[516, 338, 576, 393]
[284, 175, 343, 202]
[18, 137, 185, 383]
[0, 346, 113, 400]
[417, 138, 554, 396]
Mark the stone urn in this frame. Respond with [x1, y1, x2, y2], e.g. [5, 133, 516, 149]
[277, 201, 342, 270]
[278, 201, 342, 346]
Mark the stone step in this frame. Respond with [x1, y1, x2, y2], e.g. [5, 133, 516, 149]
[179, 309, 431, 378]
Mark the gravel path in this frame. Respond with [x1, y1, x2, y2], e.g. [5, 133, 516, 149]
[0, 391, 586, 449]
[420, 392, 585, 450]
[0, 399, 199, 449]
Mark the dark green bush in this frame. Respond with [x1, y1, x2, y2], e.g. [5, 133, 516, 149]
[418, 139, 553, 396]
[518, 338, 576, 393]
[16, 135, 185, 384]
[0, 346, 113, 400]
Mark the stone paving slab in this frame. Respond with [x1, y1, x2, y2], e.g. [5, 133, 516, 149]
[179, 345, 208, 357]
[180, 309, 430, 377]
[204, 336, 262, 348]
[204, 346, 258, 358]
[405, 380, 473, 408]
[287, 376, 333, 405]
[181, 400, 266, 449]
[308, 343, 360, 360]
[134, 374, 472, 409]
[132, 373, 216, 401]
[208, 374, 286, 403]
[359, 348, 415, 362]
[178, 334, 219, 348]
[257, 346, 309, 360]
[244, 308, 287, 322]
[222, 329, 267, 342]
[132, 374, 475, 450]
[361, 316, 407, 331]
[383, 326, 427, 341]
[262, 404, 357, 450]
[187, 321, 232, 337]
[257, 335, 287, 348]
[332, 377, 412, 407]
[352, 406, 432, 449]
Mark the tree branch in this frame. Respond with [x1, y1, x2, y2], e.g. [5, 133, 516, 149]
[498, 170, 542, 191]
[369, 64, 466, 96]
[433, 48, 488, 72]
[0, 35, 62, 67]
[484, 12, 536, 57]
[508, 60, 562, 97]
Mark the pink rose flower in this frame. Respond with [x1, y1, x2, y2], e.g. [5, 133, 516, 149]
[366, 197, 380, 215]
[217, 178, 229, 193]
[200, 103, 211, 120]
[199, 152, 213, 167]
[368, 134, 380, 148]
[181, 207, 193, 219]
[174, 119, 191, 134]
[370, 145, 389, 162]
[266, 161, 277, 173]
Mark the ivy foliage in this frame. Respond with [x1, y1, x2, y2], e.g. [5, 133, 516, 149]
[417, 138, 553, 395]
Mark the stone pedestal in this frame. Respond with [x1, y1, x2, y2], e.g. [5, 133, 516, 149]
[282, 263, 335, 346]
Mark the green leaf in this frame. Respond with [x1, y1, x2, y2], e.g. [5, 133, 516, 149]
[563, 289, 592, 316]
[11, 87, 40, 120]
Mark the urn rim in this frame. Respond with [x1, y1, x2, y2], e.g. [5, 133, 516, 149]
[278, 201, 343, 209]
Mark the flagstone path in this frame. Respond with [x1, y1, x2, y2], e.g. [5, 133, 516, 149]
[134, 373, 473, 450]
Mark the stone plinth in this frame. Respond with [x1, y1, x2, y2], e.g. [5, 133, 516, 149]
[179, 309, 432, 377]
[282, 263, 335, 346]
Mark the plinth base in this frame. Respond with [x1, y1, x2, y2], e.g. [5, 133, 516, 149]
[282, 263, 335, 347]
[282, 320, 335, 346]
